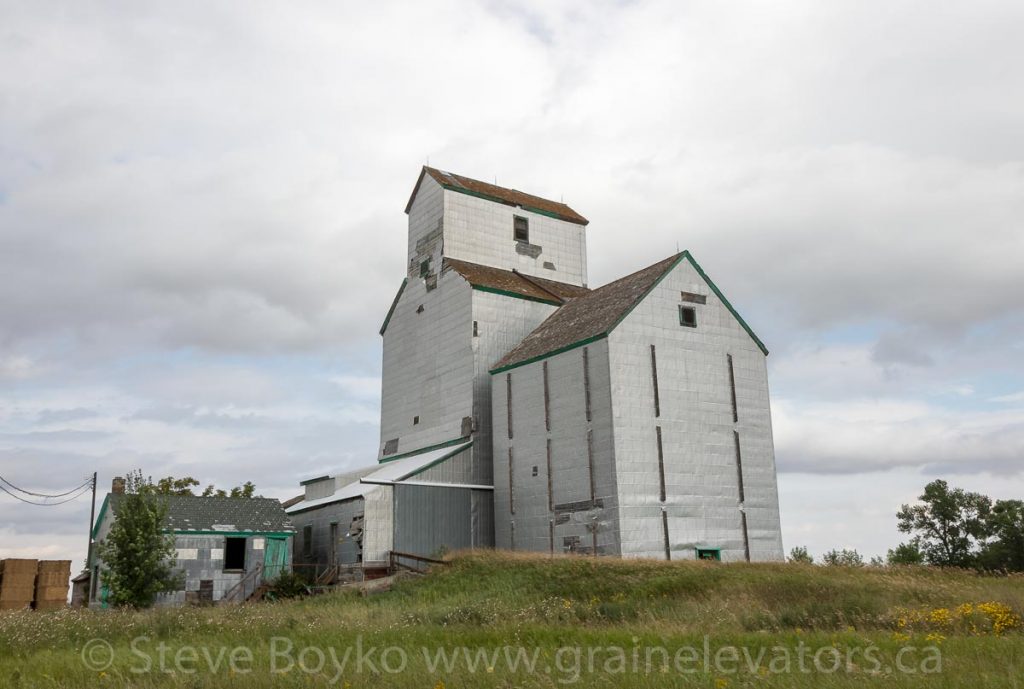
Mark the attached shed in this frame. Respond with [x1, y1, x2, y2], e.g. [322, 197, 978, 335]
[288, 440, 493, 573]
[89, 488, 295, 607]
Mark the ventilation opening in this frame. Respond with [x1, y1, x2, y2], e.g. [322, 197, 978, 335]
[514, 215, 529, 243]
[224, 537, 246, 571]
[696, 548, 721, 562]
[679, 306, 697, 328]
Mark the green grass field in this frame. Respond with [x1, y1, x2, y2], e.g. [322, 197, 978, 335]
[2, 551, 1022, 688]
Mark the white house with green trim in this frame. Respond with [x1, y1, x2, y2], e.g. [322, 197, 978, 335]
[287, 167, 783, 567]
[88, 482, 294, 607]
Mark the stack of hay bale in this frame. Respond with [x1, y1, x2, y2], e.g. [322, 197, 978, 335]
[34, 560, 71, 611]
[0, 559, 38, 611]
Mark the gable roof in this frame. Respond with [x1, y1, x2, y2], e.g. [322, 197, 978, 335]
[103, 495, 295, 535]
[490, 251, 768, 373]
[444, 258, 590, 305]
[405, 167, 588, 226]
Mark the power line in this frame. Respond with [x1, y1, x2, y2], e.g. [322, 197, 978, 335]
[0, 479, 94, 506]
[1, 472, 92, 495]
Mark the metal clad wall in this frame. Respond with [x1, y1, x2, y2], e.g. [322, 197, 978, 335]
[363, 486, 394, 563]
[413, 446, 477, 484]
[379, 270, 474, 459]
[393, 484, 475, 557]
[471, 290, 561, 487]
[609, 259, 784, 561]
[443, 190, 588, 286]
[293, 497, 367, 566]
[491, 339, 621, 556]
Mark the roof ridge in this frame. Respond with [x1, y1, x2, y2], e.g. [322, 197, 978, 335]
[512, 269, 567, 305]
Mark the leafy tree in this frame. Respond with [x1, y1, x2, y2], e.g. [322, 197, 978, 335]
[788, 546, 813, 564]
[977, 500, 1024, 572]
[98, 471, 181, 608]
[202, 481, 256, 498]
[145, 475, 257, 498]
[887, 541, 926, 565]
[822, 548, 865, 567]
[869, 555, 886, 567]
[896, 480, 991, 568]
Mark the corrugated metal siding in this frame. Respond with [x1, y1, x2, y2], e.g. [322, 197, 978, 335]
[394, 484, 487, 557]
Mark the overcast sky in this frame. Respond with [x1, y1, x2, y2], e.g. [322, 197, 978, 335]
[2, 0, 1023, 570]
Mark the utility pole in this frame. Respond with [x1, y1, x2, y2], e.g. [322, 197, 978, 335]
[85, 472, 97, 573]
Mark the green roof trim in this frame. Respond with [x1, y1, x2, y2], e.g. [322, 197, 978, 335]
[488, 250, 768, 374]
[379, 278, 408, 336]
[91, 494, 110, 541]
[681, 251, 769, 356]
[378, 435, 471, 464]
[471, 284, 562, 307]
[403, 441, 475, 480]
[490, 333, 607, 374]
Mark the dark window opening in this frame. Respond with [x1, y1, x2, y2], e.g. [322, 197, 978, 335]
[543, 261, 556, 270]
[302, 525, 313, 557]
[224, 537, 246, 571]
[696, 548, 721, 562]
[472, 320, 479, 337]
[679, 306, 697, 328]
[419, 260, 430, 278]
[383, 438, 399, 456]
[416, 304, 424, 314]
[513, 215, 529, 243]
[532, 465, 539, 477]
[413, 416, 419, 425]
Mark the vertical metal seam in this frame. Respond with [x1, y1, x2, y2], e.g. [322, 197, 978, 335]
[734, 430, 745, 504]
[549, 520, 554, 556]
[727, 353, 738, 423]
[586, 429, 596, 503]
[661, 510, 671, 561]
[741, 511, 751, 562]
[542, 361, 551, 432]
[650, 344, 661, 417]
[546, 438, 554, 513]
[508, 446, 515, 515]
[506, 373, 513, 440]
[656, 426, 666, 502]
[583, 346, 592, 422]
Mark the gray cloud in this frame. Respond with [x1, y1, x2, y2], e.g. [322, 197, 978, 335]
[1, 0, 1022, 566]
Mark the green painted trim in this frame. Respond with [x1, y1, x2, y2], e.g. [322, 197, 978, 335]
[166, 530, 295, 538]
[471, 284, 562, 307]
[488, 251, 769, 373]
[378, 436, 471, 464]
[91, 495, 110, 540]
[438, 184, 588, 226]
[379, 278, 408, 336]
[606, 253, 688, 334]
[402, 441, 474, 480]
[682, 252, 769, 356]
[489, 333, 607, 375]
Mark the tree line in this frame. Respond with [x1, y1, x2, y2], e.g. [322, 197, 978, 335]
[789, 479, 1024, 571]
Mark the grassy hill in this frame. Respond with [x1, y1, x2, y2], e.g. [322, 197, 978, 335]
[2, 551, 1022, 687]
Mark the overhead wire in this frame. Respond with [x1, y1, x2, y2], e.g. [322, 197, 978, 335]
[0, 474, 92, 498]
[0, 476, 94, 506]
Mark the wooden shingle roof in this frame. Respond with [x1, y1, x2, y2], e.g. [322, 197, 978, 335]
[406, 167, 589, 225]
[443, 258, 590, 306]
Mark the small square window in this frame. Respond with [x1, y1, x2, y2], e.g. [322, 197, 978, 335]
[513, 216, 529, 243]
[679, 306, 697, 328]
